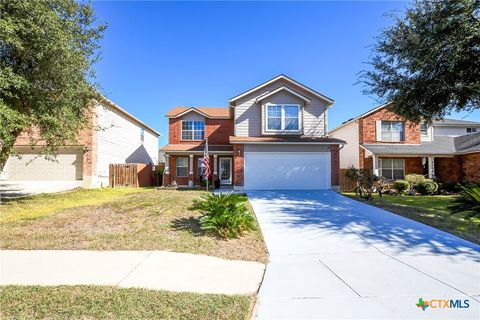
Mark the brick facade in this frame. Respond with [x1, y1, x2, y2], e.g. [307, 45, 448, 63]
[359, 107, 420, 145]
[233, 144, 244, 187]
[168, 117, 233, 145]
[330, 145, 340, 187]
[462, 153, 480, 182]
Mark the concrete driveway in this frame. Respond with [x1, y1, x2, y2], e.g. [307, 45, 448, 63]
[0, 181, 81, 199]
[248, 191, 480, 319]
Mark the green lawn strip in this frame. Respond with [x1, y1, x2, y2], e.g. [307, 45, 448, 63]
[342, 193, 480, 244]
[0, 285, 253, 320]
[0, 187, 151, 222]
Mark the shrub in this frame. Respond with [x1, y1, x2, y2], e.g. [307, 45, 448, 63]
[439, 181, 461, 193]
[393, 180, 409, 194]
[189, 193, 256, 238]
[449, 186, 480, 219]
[414, 180, 439, 195]
[405, 174, 427, 189]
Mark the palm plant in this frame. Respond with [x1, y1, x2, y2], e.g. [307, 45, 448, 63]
[189, 193, 256, 238]
[449, 186, 480, 219]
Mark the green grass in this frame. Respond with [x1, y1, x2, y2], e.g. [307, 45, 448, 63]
[343, 193, 480, 244]
[0, 286, 253, 320]
[0, 188, 267, 262]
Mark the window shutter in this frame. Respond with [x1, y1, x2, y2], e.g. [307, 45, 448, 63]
[376, 120, 382, 141]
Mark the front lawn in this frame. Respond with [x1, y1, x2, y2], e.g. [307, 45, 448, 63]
[0, 188, 267, 262]
[343, 193, 480, 244]
[0, 286, 253, 320]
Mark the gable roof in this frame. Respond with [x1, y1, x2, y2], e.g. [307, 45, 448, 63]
[229, 74, 334, 106]
[165, 107, 231, 119]
[329, 102, 392, 134]
[433, 118, 480, 126]
[99, 97, 161, 136]
[254, 86, 311, 104]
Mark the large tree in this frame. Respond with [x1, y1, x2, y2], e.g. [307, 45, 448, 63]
[360, 0, 480, 123]
[0, 0, 105, 171]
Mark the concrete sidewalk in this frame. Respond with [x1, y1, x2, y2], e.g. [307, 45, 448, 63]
[0, 250, 265, 295]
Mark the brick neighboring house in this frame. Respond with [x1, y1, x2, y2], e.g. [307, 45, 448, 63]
[329, 103, 480, 182]
[1, 98, 160, 188]
[160, 75, 345, 190]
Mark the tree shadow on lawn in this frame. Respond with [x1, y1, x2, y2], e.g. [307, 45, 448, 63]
[171, 217, 205, 236]
[247, 190, 480, 261]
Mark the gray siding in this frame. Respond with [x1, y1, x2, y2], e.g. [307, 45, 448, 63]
[234, 78, 328, 137]
[245, 144, 331, 153]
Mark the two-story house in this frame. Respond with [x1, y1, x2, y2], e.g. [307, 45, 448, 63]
[329, 103, 480, 182]
[160, 75, 345, 190]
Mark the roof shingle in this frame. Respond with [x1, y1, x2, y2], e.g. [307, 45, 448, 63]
[165, 107, 230, 118]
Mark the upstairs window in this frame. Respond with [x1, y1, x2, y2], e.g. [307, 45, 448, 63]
[181, 121, 205, 140]
[266, 104, 300, 132]
[140, 128, 145, 144]
[420, 123, 429, 136]
[381, 121, 404, 141]
[467, 127, 477, 133]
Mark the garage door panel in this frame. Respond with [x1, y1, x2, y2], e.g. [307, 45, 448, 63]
[5, 152, 83, 181]
[244, 152, 330, 190]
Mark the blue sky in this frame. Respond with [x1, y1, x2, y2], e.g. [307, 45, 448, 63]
[93, 1, 480, 146]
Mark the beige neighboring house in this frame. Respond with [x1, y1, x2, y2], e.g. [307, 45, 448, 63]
[1, 98, 160, 188]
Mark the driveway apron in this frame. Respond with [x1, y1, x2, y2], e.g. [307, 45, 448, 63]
[248, 191, 480, 319]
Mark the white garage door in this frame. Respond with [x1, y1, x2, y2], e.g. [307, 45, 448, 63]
[5, 151, 83, 181]
[244, 152, 331, 190]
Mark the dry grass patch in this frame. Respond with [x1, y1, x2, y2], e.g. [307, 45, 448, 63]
[0, 188, 267, 262]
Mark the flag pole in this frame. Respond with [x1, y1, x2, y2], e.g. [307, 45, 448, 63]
[205, 138, 209, 192]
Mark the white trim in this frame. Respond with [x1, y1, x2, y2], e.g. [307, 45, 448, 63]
[175, 156, 189, 177]
[379, 158, 405, 180]
[180, 120, 205, 141]
[219, 157, 232, 185]
[255, 86, 311, 104]
[265, 103, 301, 133]
[229, 75, 334, 105]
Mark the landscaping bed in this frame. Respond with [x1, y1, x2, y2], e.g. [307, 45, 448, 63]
[0, 285, 253, 320]
[0, 188, 267, 262]
[343, 193, 480, 244]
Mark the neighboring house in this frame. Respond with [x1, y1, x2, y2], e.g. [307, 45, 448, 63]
[160, 75, 345, 190]
[1, 98, 160, 188]
[329, 103, 480, 182]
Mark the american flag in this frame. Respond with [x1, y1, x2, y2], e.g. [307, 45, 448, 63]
[202, 139, 211, 180]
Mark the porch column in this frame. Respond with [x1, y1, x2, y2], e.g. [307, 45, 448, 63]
[372, 154, 380, 176]
[188, 155, 194, 186]
[213, 155, 218, 178]
[163, 154, 170, 186]
[428, 156, 435, 179]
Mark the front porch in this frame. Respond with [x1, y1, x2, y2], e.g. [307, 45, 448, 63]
[364, 154, 463, 181]
[161, 145, 234, 188]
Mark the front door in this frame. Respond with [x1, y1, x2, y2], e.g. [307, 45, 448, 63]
[219, 157, 232, 185]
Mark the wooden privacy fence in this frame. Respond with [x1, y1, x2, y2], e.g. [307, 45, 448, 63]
[109, 163, 155, 188]
[339, 168, 357, 192]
